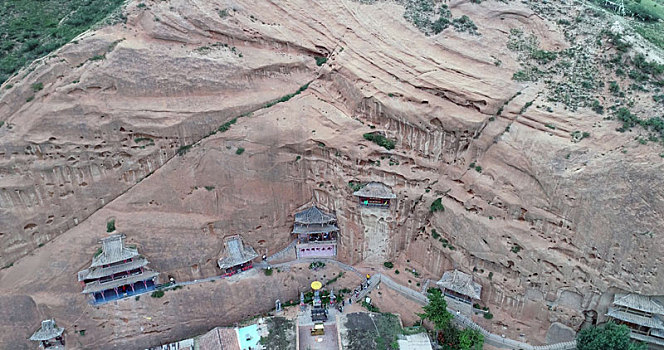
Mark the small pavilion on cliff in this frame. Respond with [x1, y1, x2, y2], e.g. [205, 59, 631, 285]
[78, 234, 159, 304]
[607, 293, 664, 347]
[217, 235, 258, 276]
[29, 319, 65, 349]
[352, 182, 396, 208]
[436, 269, 482, 305]
[293, 206, 338, 258]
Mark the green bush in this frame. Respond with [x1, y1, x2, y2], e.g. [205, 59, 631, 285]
[483, 312, 494, 319]
[150, 290, 165, 298]
[430, 198, 444, 212]
[217, 118, 237, 132]
[362, 300, 380, 312]
[264, 83, 310, 108]
[106, 219, 115, 232]
[309, 261, 325, 269]
[235, 147, 245, 155]
[348, 181, 364, 192]
[314, 56, 328, 66]
[591, 100, 604, 114]
[31, 82, 43, 91]
[531, 50, 557, 64]
[264, 268, 273, 276]
[452, 15, 479, 35]
[177, 144, 192, 156]
[383, 261, 394, 269]
[363, 132, 396, 150]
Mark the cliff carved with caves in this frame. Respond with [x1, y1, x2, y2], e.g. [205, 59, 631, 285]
[0, 0, 662, 348]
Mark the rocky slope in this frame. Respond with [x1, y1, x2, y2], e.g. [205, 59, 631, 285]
[0, 0, 663, 348]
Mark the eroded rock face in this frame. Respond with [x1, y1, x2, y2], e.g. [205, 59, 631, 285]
[0, 0, 662, 348]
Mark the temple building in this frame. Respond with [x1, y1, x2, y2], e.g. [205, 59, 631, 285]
[293, 206, 338, 258]
[217, 235, 258, 276]
[77, 234, 159, 304]
[29, 319, 65, 349]
[436, 269, 482, 305]
[607, 293, 664, 347]
[352, 182, 396, 208]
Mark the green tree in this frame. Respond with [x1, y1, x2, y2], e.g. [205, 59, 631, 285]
[576, 322, 646, 350]
[418, 288, 452, 330]
[459, 328, 484, 350]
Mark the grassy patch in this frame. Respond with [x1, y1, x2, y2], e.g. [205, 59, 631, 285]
[259, 317, 295, 350]
[0, 0, 125, 83]
[314, 56, 328, 66]
[345, 313, 404, 350]
[150, 290, 165, 298]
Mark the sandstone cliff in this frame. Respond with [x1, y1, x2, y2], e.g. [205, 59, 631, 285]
[0, 0, 662, 348]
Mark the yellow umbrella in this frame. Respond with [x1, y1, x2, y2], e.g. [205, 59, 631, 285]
[311, 281, 322, 290]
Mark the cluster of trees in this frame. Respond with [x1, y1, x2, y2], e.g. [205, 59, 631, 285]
[419, 288, 484, 350]
[420, 288, 647, 350]
[577, 322, 647, 350]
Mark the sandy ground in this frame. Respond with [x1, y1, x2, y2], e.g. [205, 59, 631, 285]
[367, 285, 425, 327]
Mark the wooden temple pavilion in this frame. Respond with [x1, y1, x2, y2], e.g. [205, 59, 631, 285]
[436, 269, 482, 305]
[607, 293, 664, 347]
[293, 206, 338, 258]
[217, 235, 258, 276]
[77, 234, 159, 304]
[29, 319, 65, 349]
[352, 182, 396, 208]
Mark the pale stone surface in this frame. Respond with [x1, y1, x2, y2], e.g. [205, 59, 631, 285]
[545, 322, 577, 344]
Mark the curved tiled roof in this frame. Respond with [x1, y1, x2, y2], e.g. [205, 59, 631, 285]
[353, 182, 396, 199]
[613, 293, 664, 315]
[30, 319, 64, 341]
[81, 271, 159, 294]
[436, 270, 482, 300]
[294, 206, 336, 224]
[78, 257, 149, 281]
[607, 308, 664, 329]
[218, 235, 258, 270]
[90, 234, 139, 268]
